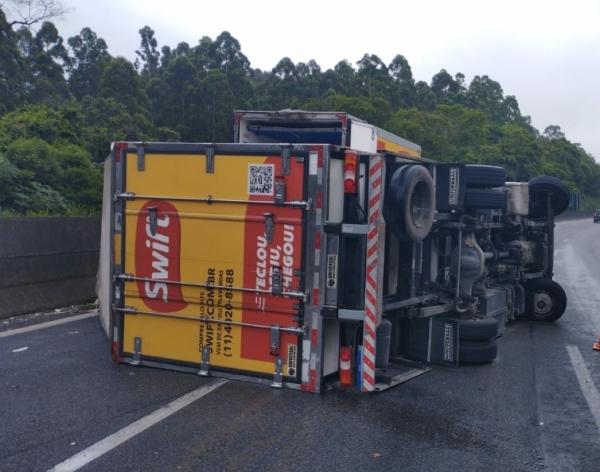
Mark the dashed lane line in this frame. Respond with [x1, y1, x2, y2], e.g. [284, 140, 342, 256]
[48, 379, 228, 472]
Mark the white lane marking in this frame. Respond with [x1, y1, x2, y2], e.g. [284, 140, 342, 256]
[0, 312, 98, 339]
[567, 346, 600, 433]
[11, 346, 29, 353]
[556, 244, 600, 334]
[48, 379, 227, 472]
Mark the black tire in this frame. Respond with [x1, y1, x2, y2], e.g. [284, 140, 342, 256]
[464, 188, 506, 210]
[528, 175, 570, 218]
[386, 165, 435, 242]
[449, 316, 500, 341]
[525, 278, 567, 322]
[459, 339, 498, 364]
[464, 165, 506, 188]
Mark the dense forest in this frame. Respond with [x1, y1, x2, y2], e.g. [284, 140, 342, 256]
[1, 5, 598, 215]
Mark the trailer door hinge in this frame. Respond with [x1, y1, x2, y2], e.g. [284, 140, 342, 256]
[198, 345, 211, 376]
[274, 177, 286, 205]
[271, 267, 282, 295]
[205, 145, 215, 174]
[136, 143, 145, 171]
[271, 357, 283, 388]
[281, 146, 291, 176]
[270, 325, 281, 356]
[131, 337, 142, 365]
[264, 212, 274, 243]
[147, 206, 158, 236]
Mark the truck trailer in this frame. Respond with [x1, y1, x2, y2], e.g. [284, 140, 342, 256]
[100, 110, 569, 393]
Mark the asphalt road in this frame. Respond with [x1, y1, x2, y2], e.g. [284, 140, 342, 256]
[2, 218, 600, 472]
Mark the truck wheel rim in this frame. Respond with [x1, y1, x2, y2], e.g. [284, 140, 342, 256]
[534, 291, 553, 315]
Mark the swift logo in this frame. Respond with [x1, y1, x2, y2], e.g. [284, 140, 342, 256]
[135, 200, 187, 312]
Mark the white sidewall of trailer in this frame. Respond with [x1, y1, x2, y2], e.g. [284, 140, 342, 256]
[349, 121, 377, 154]
[96, 158, 111, 337]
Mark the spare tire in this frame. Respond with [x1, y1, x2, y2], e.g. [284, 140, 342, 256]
[449, 316, 500, 341]
[528, 175, 570, 218]
[465, 165, 506, 188]
[464, 188, 506, 210]
[386, 165, 435, 242]
[459, 339, 498, 364]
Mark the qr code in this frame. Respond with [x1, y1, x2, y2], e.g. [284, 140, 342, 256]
[248, 164, 274, 195]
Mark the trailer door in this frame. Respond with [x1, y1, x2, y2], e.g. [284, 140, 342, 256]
[114, 144, 306, 382]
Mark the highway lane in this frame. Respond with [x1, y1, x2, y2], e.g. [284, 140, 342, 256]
[1, 218, 600, 471]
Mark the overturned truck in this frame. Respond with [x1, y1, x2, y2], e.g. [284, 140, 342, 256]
[101, 110, 569, 392]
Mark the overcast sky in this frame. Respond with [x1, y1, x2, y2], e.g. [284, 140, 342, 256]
[54, 0, 600, 160]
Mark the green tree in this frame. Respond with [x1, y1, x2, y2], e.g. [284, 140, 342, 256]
[0, 7, 28, 113]
[136, 25, 160, 78]
[98, 56, 149, 114]
[356, 54, 391, 98]
[17, 21, 68, 104]
[66, 27, 110, 99]
[389, 54, 415, 107]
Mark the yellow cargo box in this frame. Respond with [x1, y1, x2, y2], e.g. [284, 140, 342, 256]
[110, 143, 312, 386]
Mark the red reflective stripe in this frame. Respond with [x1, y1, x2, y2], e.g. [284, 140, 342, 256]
[364, 324, 376, 340]
[366, 271, 377, 287]
[367, 243, 378, 259]
[311, 328, 318, 345]
[363, 355, 376, 370]
[366, 291, 377, 307]
[336, 113, 348, 128]
[369, 208, 381, 224]
[370, 175, 382, 189]
[315, 191, 323, 209]
[309, 369, 317, 390]
[313, 288, 319, 305]
[314, 232, 321, 249]
[111, 341, 123, 362]
[364, 342, 376, 358]
[114, 142, 127, 163]
[369, 159, 383, 176]
[369, 195, 380, 209]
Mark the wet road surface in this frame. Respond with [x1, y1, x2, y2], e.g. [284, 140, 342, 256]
[1, 218, 599, 471]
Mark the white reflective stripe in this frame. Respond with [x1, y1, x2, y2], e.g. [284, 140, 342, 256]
[309, 152, 318, 175]
[302, 340, 311, 360]
[340, 360, 351, 370]
[301, 360, 310, 383]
